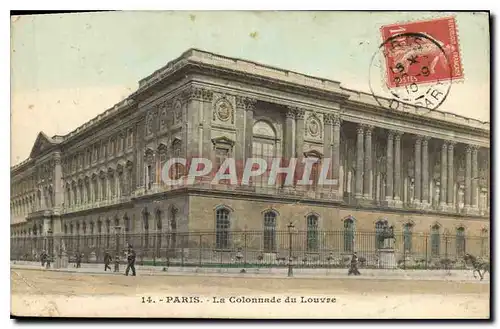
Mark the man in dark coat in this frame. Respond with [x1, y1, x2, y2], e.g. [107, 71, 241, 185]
[125, 245, 136, 276]
[75, 251, 82, 268]
[45, 252, 51, 269]
[104, 252, 112, 271]
[40, 250, 47, 267]
[348, 252, 361, 276]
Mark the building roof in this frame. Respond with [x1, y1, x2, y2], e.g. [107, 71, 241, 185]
[11, 48, 490, 172]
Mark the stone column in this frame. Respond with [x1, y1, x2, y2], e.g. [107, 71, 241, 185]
[464, 145, 472, 211]
[123, 167, 129, 196]
[471, 146, 479, 210]
[40, 186, 47, 210]
[355, 124, 364, 199]
[284, 108, 295, 162]
[77, 183, 82, 205]
[295, 108, 306, 187]
[421, 137, 430, 207]
[332, 115, 341, 193]
[414, 136, 422, 205]
[244, 98, 256, 164]
[53, 153, 63, 210]
[393, 132, 403, 206]
[363, 125, 373, 200]
[447, 142, 455, 207]
[201, 90, 214, 159]
[294, 108, 305, 158]
[385, 131, 394, 202]
[323, 114, 333, 187]
[439, 142, 447, 208]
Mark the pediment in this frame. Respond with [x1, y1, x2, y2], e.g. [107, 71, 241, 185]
[211, 136, 235, 147]
[303, 149, 323, 159]
[29, 132, 56, 159]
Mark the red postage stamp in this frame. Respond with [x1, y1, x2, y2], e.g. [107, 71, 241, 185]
[380, 16, 464, 89]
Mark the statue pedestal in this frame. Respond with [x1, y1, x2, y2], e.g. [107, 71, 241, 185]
[55, 251, 68, 269]
[379, 238, 396, 269]
[89, 252, 97, 262]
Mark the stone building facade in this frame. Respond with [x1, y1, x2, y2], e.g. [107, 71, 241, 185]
[11, 49, 490, 259]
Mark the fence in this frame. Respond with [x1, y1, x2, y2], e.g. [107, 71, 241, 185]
[10, 230, 490, 270]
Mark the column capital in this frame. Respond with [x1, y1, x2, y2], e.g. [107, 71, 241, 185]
[465, 145, 473, 153]
[362, 124, 374, 134]
[447, 141, 456, 150]
[236, 96, 257, 111]
[389, 130, 403, 137]
[323, 113, 334, 125]
[289, 107, 306, 119]
[285, 108, 296, 119]
[422, 136, 430, 146]
[356, 124, 365, 134]
[324, 113, 341, 126]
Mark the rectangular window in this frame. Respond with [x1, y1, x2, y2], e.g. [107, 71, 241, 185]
[147, 165, 152, 190]
[214, 148, 230, 184]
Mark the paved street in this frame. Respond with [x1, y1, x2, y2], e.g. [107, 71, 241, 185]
[11, 266, 490, 318]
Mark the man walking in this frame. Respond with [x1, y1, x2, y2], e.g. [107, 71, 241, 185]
[348, 252, 361, 276]
[104, 252, 112, 271]
[125, 245, 136, 276]
[75, 251, 82, 268]
[40, 250, 47, 267]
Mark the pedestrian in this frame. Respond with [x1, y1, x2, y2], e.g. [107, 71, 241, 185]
[40, 250, 46, 267]
[348, 252, 361, 276]
[104, 252, 112, 271]
[45, 252, 51, 269]
[125, 245, 136, 276]
[75, 251, 82, 268]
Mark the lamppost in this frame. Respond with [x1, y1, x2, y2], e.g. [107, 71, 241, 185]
[287, 221, 294, 277]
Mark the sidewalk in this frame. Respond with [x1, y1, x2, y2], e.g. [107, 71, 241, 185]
[10, 261, 489, 282]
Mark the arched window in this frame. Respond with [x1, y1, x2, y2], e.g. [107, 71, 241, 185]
[143, 209, 150, 249]
[216, 208, 230, 249]
[343, 217, 355, 252]
[105, 219, 111, 248]
[172, 139, 183, 180]
[480, 228, 489, 257]
[456, 227, 466, 256]
[252, 121, 276, 188]
[403, 223, 413, 252]
[375, 220, 387, 249]
[431, 224, 440, 257]
[156, 209, 162, 230]
[155, 209, 162, 254]
[169, 207, 178, 249]
[123, 214, 130, 233]
[306, 214, 319, 252]
[263, 211, 276, 252]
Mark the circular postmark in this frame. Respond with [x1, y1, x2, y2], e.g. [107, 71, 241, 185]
[369, 32, 453, 112]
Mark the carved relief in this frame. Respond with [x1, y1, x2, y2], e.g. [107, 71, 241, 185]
[305, 112, 322, 139]
[212, 95, 235, 125]
[159, 102, 168, 131]
[173, 99, 183, 124]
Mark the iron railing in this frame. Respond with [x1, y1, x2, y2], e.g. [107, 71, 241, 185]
[10, 230, 490, 270]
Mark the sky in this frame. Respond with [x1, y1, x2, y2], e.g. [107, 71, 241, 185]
[10, 11, 490, 166]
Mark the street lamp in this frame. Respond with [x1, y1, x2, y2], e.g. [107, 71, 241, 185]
[287, 221, 294, 277]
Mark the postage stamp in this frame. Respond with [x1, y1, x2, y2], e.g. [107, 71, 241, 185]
[380, 16, 464, 88]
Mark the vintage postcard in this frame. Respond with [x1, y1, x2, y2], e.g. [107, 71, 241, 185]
[10, 11, 490, 319]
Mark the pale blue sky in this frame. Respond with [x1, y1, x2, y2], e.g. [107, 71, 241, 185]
[11, 11, 490, 165]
